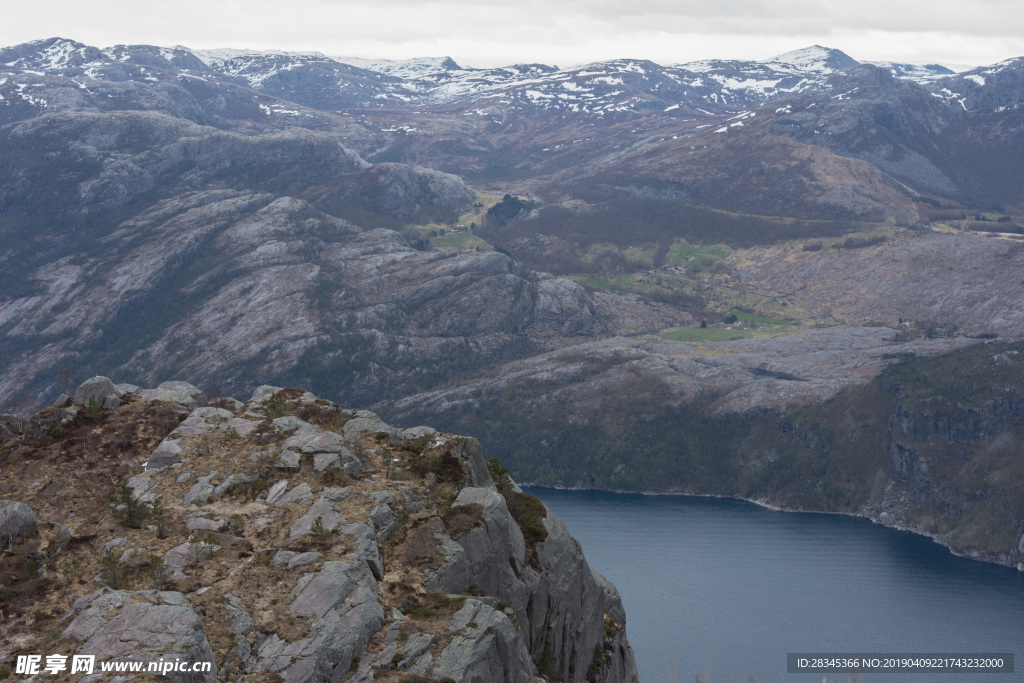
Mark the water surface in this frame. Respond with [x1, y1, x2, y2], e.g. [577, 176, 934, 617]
[524, 487, 1024, 683]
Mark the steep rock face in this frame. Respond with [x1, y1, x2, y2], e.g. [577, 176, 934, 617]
[0, 378, 639, 682]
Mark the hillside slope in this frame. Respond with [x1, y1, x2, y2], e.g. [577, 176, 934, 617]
[0, 379, 638, 682]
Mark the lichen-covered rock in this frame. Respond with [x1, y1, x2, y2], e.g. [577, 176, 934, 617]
[250, 385, 285, 403]
[140, 381, 208, 411]
[73, 375, 122, 410]
[342, 411, 391, 439]
[276, 450, 302, 472]
[0, 500, 41, 542]
[58, 589, 217, 683]
[146, 437, 184, 471]
[268, 481, 312, 507]
[183, 474, 216, 506]
[289, 498, 343, 541]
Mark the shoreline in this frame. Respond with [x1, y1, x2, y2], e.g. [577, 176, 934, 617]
[521, 482, 1024, 573]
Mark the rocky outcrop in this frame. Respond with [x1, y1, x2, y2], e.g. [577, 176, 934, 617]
[58, 589, 217, 683]
[73, 376, 123, 410]
[0, 382, 639, 682]
[0, 500, 41, 545]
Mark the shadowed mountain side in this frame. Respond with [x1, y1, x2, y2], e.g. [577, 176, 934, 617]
[380, 337, 1024, 571]
[0, 194, 688, 404]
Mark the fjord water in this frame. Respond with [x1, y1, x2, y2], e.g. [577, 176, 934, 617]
[524, 487, 1024, 683]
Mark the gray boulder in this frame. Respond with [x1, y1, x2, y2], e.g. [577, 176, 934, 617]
[250, 384, 285, 403]
[284, 430, 344, 454]
[313, 452, 340, 471]
[0, 500, 41, 544]
[342, 411, 391, 440]
[58, 589, 217, 683]
[73, 376, 122, 410]
[140, 381, 208, 411]
[212, 472, 257, 497]
[146, 438, 184, 471]
[275, 450, 302, 472]
[115, 383, 142, 395]
[273, 416, 318, 434]
[269, 482, 312, 507]
[183, 474, 216, 506]
[289, 498, 344, 541]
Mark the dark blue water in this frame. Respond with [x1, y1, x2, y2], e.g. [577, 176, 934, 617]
[523, 487, 1024, 683]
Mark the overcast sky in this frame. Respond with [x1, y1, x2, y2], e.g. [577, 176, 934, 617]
[3, 0, 1022, 69]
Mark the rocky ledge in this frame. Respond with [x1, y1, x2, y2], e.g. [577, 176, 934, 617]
[0, 378, 638, 682]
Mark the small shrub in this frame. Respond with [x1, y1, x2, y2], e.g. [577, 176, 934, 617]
[487, 457, 513, 491]
[84, 396, 102, 422]
[149, 498, 168, 538]
[442, 503, 484, 536]
[227, 514, 245, 534]
[403, 593, 465, 620]
[111, 483, 148, 529]
[321, 468, 348, 486]
[264, 392, 289, 419]
[536, 647, 559, 680]
[145, 554, 171, 590]
[99, 548, 122, 588]
[311, 516, 331, 545]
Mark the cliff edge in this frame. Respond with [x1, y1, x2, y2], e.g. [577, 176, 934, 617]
[0, 378, 639, 683]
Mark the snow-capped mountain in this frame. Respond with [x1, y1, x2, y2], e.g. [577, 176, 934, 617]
[3, 35, 1024, 221]
[1, 38, 999, 121]
[333, 55, 463, 80]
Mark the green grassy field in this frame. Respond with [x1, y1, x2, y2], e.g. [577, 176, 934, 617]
[664, 240, 731, 270]
[660, 326, 753, 342]
[730, 310, 791, 327]
[409, 192, 503, 251]
[430, 231, 492, 250]
[661, 309, 794, 342]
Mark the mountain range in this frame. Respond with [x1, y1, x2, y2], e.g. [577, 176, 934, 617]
[3, 36, 1024, 572]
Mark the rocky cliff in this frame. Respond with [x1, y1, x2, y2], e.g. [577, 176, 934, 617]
[0, 378, 638, 682]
